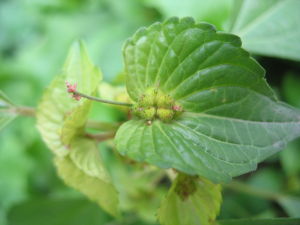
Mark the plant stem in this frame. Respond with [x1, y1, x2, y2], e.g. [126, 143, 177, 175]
[86, 120, 121, 131]
[74, 91, 132, 107]
[2, 106, 36, 117]
[85, 131, 116, 142]
[15, 106, 36, 116]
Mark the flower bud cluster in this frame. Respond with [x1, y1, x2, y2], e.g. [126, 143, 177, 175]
[174, 174, 197, 201]
[132, 87, 183, 123]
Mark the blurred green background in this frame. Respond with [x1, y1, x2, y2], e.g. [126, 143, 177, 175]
[1, 0, 300, 225]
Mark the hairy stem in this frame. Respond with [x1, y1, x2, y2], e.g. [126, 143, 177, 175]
[74, 91, 132, 107]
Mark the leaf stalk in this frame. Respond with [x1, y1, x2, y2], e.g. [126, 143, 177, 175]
[74, 91, 132, 107]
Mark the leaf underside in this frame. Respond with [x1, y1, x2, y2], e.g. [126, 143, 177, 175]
[55, 138, 119, 217]
[116, 17, 300, 182]
[37, 41, 101, 156]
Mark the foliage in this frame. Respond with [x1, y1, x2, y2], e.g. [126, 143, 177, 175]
[117, 17, 300, 183]
[228, 0, 300, 61]
[158, 174, 222, 225]
[1, 1, 300, 225]
[36, 42, 119, 216]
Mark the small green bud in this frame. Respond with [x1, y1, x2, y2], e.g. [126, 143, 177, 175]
[145, 87, 158, 96]
[139, 87, 157, 106]
[139, 94, 155, 106]
[141, 107, 156, 120]
[132, 104, 144, 117]
[157, 108, 174, 122]
[174, 174, 197, 201]
[156, 93, 174, 108]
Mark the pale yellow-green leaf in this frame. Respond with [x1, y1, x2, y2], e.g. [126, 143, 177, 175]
[158, 174, 222, 225]
[37, 41, 102, 156]
[55, 138, 119, 217]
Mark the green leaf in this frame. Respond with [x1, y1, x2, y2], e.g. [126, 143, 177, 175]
[36, 41, 118, 216]
[278, 195, 300, 217]
[37, 41, 102, 156]
[157, 174, 222, 225]
[7, 198, 112, 225]
[228, 0, 300, 61]
[218, 218, 300, 225]
[117, 17, 300, 182]
[108, 156, 167, 223]
[55, 138, 119, 217]
[280, 139, 300, 176]
[283, 73, 300, 108]
[0, 90, 16, 131]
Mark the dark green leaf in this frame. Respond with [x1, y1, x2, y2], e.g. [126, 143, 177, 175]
[116, 17, 300, 182]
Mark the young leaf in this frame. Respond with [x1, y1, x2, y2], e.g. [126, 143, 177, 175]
[228, 0, 300, 61]
[157, 174, 222, 225]
[0, 90, 16, 130]
[116, 17, 300, 182]
[37, 41, 101, 156]
[55, 138, 119, 217]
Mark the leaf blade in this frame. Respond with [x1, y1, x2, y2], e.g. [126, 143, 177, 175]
[37, 41, 102, 156]
[118, 17, 300, 182]
[55, 138, 119, 217]
[229, 0, 300, 61]
[157, 174, 222, 225]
